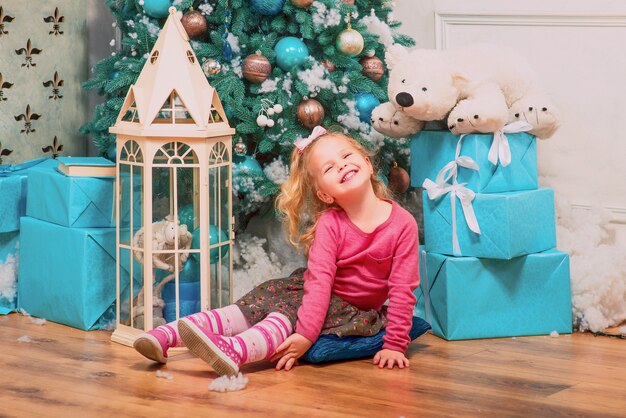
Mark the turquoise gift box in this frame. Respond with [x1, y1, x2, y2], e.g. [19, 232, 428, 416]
[414, 248, 572, 340]
[26, 164, 115, 228]
[423, 187, 556, 259]
[17, 217, 118, 330]
[410, 131, 537, 193]
[0, 158, 57, 233]
[0, 232, 20, 315]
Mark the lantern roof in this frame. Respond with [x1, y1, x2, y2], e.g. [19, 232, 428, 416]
[110, 7, 234, 137]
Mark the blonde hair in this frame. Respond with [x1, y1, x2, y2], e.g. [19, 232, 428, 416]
[275, 130, 389, 255]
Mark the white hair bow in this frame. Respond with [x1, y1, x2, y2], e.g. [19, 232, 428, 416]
[294, 126, 327, 153]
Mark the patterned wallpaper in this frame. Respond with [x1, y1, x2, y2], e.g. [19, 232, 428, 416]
[0, 1, 87, 164]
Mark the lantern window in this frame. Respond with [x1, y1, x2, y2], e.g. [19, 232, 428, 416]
[186, 50, 195, 64]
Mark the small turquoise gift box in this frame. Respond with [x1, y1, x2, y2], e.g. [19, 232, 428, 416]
[0, 158, 57, 233]
[0, 231, 20, 314]
[26, 162, 115, 228]
[410, 127, 537, 194]
[422, 187, 556, 259]
[414, 248, 572, 340]
[17, 217, 117, 330]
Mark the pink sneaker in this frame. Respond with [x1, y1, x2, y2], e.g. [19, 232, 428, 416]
[133, 332, 168, 364]
[178, 318, 241, 376]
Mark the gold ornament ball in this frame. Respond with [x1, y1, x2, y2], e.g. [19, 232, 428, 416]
[242, 52, 272, 84]
[291, 0, 314, 8]
[388, 165, 410, 194]
[297, 99, 325, 130]
[336, 28, 364, 57]
[181, 10, 208, 39]
[360, 56, 384, 81]
[322, 59, 335, 73]
[202, 58, 222, 76]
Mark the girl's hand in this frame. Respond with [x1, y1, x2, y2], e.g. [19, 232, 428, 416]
[270, 333, 313, 371]
[373, 349, 410, 369]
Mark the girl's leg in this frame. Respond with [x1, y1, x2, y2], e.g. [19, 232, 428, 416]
[178, 312, 292, 376]
[133, 304, 250, 363]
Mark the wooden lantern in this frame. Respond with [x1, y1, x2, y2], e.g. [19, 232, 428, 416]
[109, 8, 235, 346]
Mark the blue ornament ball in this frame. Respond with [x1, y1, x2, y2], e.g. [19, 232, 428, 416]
[378, 173, 389, 186]
[139, 0, 173, 18]
[274, 37, 309, 71]
[179, 257, 200, 283]
[106, 143, 117, 162]
[191, 225, 229, 264]
[111, 70, 121, 80]
[233, 155, 263, 193]
[250, 0, 285, 16]
[178, 204, 196, 232]
[355, 93, 381, 124]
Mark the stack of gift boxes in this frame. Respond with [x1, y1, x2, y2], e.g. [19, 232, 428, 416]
[411, 130, 572, 340]
[2, 158, 119, 330]
[0, 159, 56, 315]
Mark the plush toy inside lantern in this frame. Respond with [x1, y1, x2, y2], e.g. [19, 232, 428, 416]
[110, 8, 235, 346]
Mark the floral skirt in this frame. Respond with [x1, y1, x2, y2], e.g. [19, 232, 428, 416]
[236, 268, 387, 338]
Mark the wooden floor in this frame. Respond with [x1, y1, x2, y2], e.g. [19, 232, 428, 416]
[1, 314, 624, 418]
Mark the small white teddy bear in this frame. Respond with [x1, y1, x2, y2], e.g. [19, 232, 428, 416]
[133, 214, 192, 272]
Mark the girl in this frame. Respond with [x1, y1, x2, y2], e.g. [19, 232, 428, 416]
[133, 126, 419, 376]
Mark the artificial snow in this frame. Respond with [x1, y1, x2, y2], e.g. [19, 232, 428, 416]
[208, 373, 248, 392]
[311, 2, 341, 28]
[263, 157, 290, 185]
[541, 176, 626, 332]
[550, 330, 559, 338]
[156, 370, 174, 380]
[0, 252, 18, 302]
[226, 33, 241, 55]
[259, 77, 280, 94]
[233, 226, 305, 299]
[198, 3, 214, 15]
[297, 59, 337, 96]
[17, 336, 32, 343]
[139, 16, 161, 37]
[361, 9, 395, 49]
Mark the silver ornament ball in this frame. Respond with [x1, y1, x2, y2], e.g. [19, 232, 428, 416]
[202, 58, 222, 76]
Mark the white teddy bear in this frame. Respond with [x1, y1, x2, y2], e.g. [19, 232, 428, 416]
[372, 44, 559, 139]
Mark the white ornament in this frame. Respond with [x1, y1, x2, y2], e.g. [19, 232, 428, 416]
[257, 115, 268, 126]
[273, 104, 283, 113]
[267, 108, 275, 116]
[266, 119, 275, 127]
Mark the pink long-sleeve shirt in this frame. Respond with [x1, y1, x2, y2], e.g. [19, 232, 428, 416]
[295, 200, 420, 352]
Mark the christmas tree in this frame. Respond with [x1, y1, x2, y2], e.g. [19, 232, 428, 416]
[82, 0, 414, 229]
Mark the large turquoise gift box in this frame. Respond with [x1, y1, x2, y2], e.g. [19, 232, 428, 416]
[26, 163, 115, 228]
[0, 158, 57, 233]
[423, 187, 556, 259]
[414, 248, 572, 340]
[17, 217, 118, 330]
[410, 130, 537, 194]
[0, 232, 20, 314]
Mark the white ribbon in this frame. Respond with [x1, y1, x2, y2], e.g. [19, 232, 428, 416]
[436, 135, 480, 184]
[423, 178, 481, 255]
[488, 121, 533, 167]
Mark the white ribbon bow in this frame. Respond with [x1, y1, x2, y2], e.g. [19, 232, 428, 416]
[436, 135, 480, 184]
[488, 121, 533, 167]
[422, 178, 481, 256]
